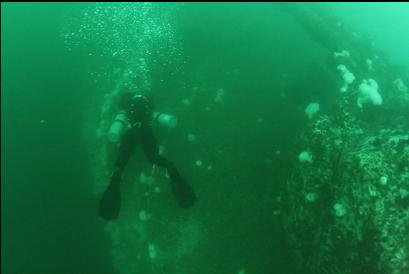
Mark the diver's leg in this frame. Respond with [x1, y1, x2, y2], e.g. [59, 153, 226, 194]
[111, 131, 137, 183]
[99, 130, 137, 220]
[142, 130, 196, 207]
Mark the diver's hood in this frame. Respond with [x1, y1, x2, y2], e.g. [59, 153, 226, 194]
[126, 94, 152, 124]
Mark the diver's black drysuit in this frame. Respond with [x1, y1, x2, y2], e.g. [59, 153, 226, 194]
[99, 92, 196, 220]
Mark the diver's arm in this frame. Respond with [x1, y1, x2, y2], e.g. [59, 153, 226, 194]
[152, 112, 162, 125]
[151, 112, 178, 128]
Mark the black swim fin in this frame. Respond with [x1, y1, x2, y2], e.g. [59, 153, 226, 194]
[98, 171, 121, 220]
[167, 166, 197, 208]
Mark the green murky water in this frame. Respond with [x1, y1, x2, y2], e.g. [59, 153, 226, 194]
[2, 3, 409, 274]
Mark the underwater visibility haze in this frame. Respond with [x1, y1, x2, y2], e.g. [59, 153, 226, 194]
[2, 2, 409, 274]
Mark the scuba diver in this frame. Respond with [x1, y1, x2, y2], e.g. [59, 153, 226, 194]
[98, 90, 197, 221]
